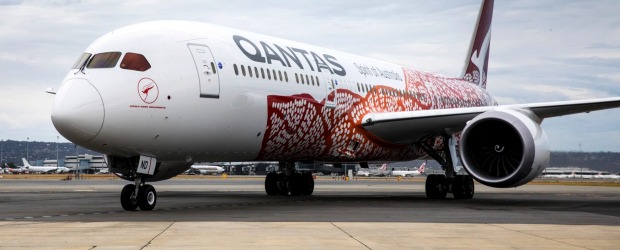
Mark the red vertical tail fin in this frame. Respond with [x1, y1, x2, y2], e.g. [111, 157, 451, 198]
[461, 0, 494, 89]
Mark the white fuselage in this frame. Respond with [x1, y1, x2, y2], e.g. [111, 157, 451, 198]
[52, 21, 494, 164]
[21, 158, 58, 174]
[190, 164, 225, 175]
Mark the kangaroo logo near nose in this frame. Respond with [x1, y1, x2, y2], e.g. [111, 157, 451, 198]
[138, 78, 159, 104]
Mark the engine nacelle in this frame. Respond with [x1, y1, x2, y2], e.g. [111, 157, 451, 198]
[108, 155, 192, 182]
[459, 108, 550, 188]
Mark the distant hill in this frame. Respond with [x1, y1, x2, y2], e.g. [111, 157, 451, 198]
[548, 152, 620, 173]
[1, 140, 619, 173]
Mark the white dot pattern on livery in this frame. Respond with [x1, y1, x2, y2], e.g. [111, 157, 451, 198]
[256, 67, 495, 161]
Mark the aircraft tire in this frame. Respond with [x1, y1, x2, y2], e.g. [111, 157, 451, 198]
[301, 173, 314, 196]
[120, 184, 138, 211]
[265, 172, 279, 195]
[425, 174, 448, 199]
[452, 175, 474, 199]
[277, 173, 289, 195]
[289, 173, 303, 196]
[137, 184, 157, 211]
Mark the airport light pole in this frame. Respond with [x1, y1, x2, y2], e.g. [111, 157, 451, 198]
[56, 136, 59, 167]
[26, 137, 29, 161]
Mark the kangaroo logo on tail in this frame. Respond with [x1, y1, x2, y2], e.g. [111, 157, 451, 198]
[461, 0, 494, 89]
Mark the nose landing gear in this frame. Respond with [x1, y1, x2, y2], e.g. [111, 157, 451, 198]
[120, 176, 157, 211]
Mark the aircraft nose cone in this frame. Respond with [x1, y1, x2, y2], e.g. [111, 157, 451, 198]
[51, 78, 104, 143]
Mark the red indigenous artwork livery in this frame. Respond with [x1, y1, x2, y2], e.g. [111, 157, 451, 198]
[256, 67, 496, 162]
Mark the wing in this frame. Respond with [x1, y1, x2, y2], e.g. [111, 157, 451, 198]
[361, 97, 620, 144]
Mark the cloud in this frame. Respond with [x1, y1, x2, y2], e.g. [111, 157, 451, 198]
[0, 0, 23, 5]
[1, 0, 620, 152]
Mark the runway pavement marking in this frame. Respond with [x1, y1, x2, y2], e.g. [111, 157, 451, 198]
[0, 195, 405, 221]
[142, 222, 175, 249]
[330, 222, 372, 250]
[0, 196, 319, 221]
[490, 223, 589, 249]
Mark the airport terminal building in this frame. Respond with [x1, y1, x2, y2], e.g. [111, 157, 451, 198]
[42, 154, 107, 173]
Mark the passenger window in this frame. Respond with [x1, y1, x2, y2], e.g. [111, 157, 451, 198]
[87, 52, 121, 69]
[266, 69, 271, 80]
[284, 72, 289, 82]
[261, 68, 265, 79]
[72, 53, 91, 69]
[316, 76, 320, 86]
[241, 65, 246, 76]
[278, 71, 283, 82]
[233, 64, 239, 75]
[272, 69, 277, 81]
[254, 67, 259, 78]
[295, 73, 299, 83]
[248, 66, 253, 77]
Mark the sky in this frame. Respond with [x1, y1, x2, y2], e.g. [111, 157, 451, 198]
[0, 0, 619, 152]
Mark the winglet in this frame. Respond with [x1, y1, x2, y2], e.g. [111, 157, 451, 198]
[461, 0, 494, 89]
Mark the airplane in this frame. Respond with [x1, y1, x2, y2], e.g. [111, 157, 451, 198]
[55, 166, 71, 174]
[357, 163, 390, 177]
[190, 164, 225, 175]
[4, 163, 27, 174]
[392, 163, 426, 177]
[21, 158, 60, 174]
[49, 0, 620, 211]
[593, 172, 620, 180]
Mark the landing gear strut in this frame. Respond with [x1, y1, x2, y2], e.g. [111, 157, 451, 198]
[418, 133, 474, 199]
[120, 175, 157, 211]
[264, 162, 314, 196]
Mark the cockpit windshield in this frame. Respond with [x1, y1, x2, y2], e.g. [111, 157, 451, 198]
[71, 51, 150, 71]
[120, 53, 151, 71]
[86, 52, 121, 69]
[71, 53, 91, 69]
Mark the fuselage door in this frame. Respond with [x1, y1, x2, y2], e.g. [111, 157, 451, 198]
[322, 72, 337, 109]
[188, 44, 220, 98]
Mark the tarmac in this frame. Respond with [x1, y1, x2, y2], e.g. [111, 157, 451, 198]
[0, 176, 618, 249]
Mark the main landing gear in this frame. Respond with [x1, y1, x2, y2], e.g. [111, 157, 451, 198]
[418, 133, 475, 199]
[264, 162, 314, 196]
[120, 175, 157, 211]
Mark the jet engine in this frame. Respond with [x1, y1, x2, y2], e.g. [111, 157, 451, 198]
[459, 108, 550, 188]
[108, 155, 192, 182]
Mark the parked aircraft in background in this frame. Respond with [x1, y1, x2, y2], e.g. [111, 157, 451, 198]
[3, 163, 27, 174]
[55, 166, 71, 174]
[190, 164, 225, 175]
[356, 164, 389, 177]
[50, 0, 620, 211]
[21, 158, 59, 174]
[593, 172, 620, 179]
[392, 163, 426, 177]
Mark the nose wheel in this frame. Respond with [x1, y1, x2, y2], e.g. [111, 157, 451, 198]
[120, 181, 157, 211]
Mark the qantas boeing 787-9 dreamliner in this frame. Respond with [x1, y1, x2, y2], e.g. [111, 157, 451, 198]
[50, 0, 620, 210]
